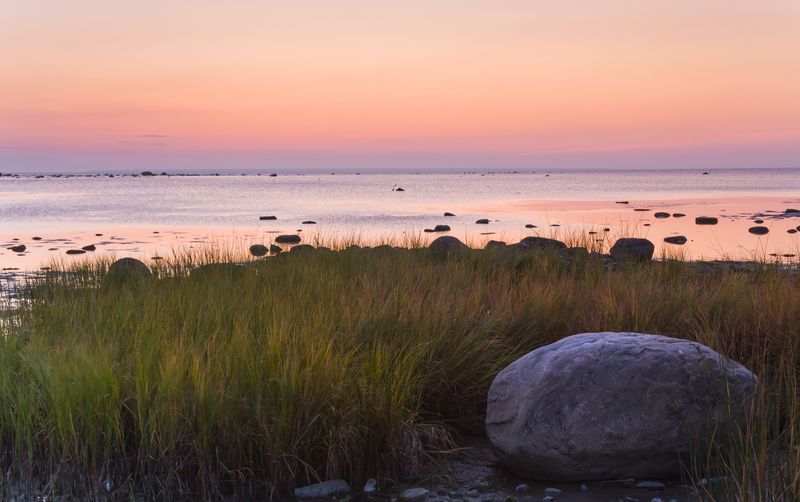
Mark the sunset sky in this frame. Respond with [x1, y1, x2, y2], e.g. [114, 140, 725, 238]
[2, 1, 799, 172]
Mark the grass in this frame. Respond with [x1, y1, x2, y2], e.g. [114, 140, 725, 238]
[0, 237, 798, 500]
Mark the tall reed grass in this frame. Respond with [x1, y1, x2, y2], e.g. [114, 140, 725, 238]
[1, 239, 798, 499]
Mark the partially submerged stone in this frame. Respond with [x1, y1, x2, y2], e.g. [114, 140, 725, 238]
[610, 238, 654, 261]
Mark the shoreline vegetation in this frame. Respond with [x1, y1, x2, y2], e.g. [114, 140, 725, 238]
[1, 234, 798, 500]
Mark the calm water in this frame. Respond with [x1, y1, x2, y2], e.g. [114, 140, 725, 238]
[2, 168, 800, 270]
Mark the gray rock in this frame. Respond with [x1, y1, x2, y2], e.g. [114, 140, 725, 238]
[695, 216, 718, 225]
[514, 484, 530, 493]
[400, 487, 429, 502]
[249, 244, 268, 257]
[363, 478, 378, 493]
[444, 212, 455, 216]
[654, 212, 670, 218]
[475, 218, 490, 224]
[543, 497, 554, 502]
[302, 220, 316, 224]
[81, 244, 96, 251]
[486, 332, 758, 481]
[635, 481, 665, 490]
[425, 224, 451, 232]
[106, 258, 152, 283]
[663, 235, 687, 245]
[294, 479, 351, 499]
[524, 224, 536, 228]
[543, 488, 562, 494]
[275, 234, 301, 244]
[259, 215, 277, 220]
[9, 244, 26, 253]
[429, 236, 467, 252]
[610, 238, 654, 261]
[748, 226, 769, 235]
[516, 236, 567, 251]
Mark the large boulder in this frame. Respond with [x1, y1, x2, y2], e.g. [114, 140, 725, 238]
[106, 258, 152, 284]
[486, 332, 757, 481]
[429, 236, 467, 252]
[610, 238, 654, 261]
[275, 234, 301, 244]
[249, 244, 268, 257]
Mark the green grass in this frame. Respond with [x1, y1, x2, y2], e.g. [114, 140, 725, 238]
[1, 241, 798, 500]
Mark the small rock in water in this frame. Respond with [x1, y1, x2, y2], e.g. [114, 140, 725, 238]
[275, 234, 301, 244]
[9, 245, 26, 252]
[650, 498, 664, 502]
[633, 208, 651, 212]
[695, 216, 718, 225]
[635, 481, 666, 490]
[363, 478, 378, 493]
[302, 220, 316, 224]
[444, 212, 455, 216]
[525, 224, 536, 228]
[66, 249, 86, 255]
[672, 213, 685, 218]
[95, 233, 103, 236]
[543, 497, 555, 502]
[81, 244, 96, 251]
[616, 201, 629, 204]
[663, 235, 687, 245]
[754, 219, 764, 224]
[294, 479, 351, 499]
[544, 488, 562, 494]
[748, 226, 769, 235]
[785, 208, 800, 214]
[32, 236, 42, 240]
[259, 215, 277, 220]
[514, 484, 530, 493]
[476, 218, 490, 224]
[399, 487, 429, 502]
[789, 229, 797, 234]
[654, 212, 670, 218]
[432, 224, 451, 232]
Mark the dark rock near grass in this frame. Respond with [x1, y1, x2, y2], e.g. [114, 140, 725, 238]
[444, 212, 455, 216]
[695, 216, 718, 225]
[654, 212, 670, 219]
[81, 244, 96, 251]
[291, 244, 315, 253]
[269, 244, 282, 254]
[294, 479, 351, 499]
[249, 244, 268, 257]
[65, 249, 86, 255]
[486, 332, 758, 481]
[663, 235, 687, 245]
[748, 226, 769, 235]
[429, 236, 467, 252]
[476, 218, 490, 224]
[428, 224, 451, 232]
[275, 234, 301, 244]
[485, 240, 507, 250]
[259, 215, 277, 220]
[106, 257, 152, 283]
[516, 236, 567, 251]
[610, 238, 654, 261]
[9, 244, 26, 252]
[673, 213, 686, 218]
[302, 220, 316, 224]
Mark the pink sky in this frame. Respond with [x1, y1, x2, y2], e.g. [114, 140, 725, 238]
[1, 1, 799, 172]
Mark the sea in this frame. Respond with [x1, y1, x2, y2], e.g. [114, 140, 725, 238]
[2, 167, 800, 274]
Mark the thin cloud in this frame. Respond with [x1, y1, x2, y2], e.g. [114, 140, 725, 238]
[137, 134, 169, 138]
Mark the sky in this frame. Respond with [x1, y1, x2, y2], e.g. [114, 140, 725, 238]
[1, 1, 799, 173]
